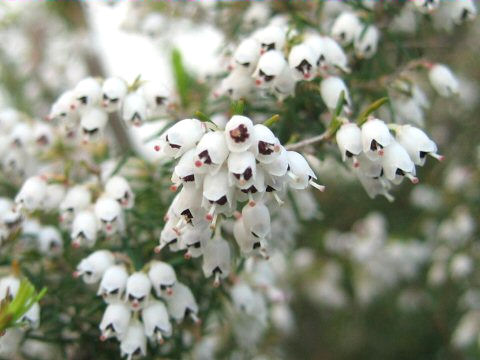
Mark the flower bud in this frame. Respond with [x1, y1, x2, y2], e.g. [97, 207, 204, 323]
[320, 76, 351, 112]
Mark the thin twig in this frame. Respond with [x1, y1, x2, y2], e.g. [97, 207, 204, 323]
[285, 130, 329, 151]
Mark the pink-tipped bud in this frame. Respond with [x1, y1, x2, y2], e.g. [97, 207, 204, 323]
[106, 224, 112, 231]
[154, 145, 161, 152]
[170, 185, 178, 192]
[167, 288, 174, 296]
[184, 252, 192, 260]
[233, 211, 242, 220]
[99, 335, 107, 342]
[205, 213, 214, 222]
[45, 115, 52, 121]
[304, 73, 311, 80]
[227, 64, 233, 71]
[274, 144, 281, 153]
[72, 241, 80, 249]
[255, 79, 262, 86]
[70, 104, 76, 110]
[248, 200, 256, 207]
[154, 246, 162, 254]
[378, 149, 384, 156]
[195, 160, 203, 168]
[72, 271, 80, 278]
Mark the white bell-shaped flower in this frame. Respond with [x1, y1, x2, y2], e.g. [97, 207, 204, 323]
[413, 0, 440, 13]
[238, 165, 266, 206]
[98, 265, 129, 302]
[253, 25, 286, 54]
[233, 216, 263, 255]
[120, 320, 147, 360]
[382, 140, 418, 185]
[202, 167, 233, 223]
[15, 176, 47, 211]
[94, 197, 123, 236]
[447, 0, 477, 25]
[20, 302, 40, 329]
[99, 302, 131, 341]
[59, 186, 92, 224]
[396, 125, 442, 166]
[286, 151, 325, 191]
[331, 12, 362, 45]
[242, 202, 271, 242]
[74, 250, 115, 284]
[122, 92, 147, 127]
[356, 171, 394, 202]
[0, 276, 20, 300]
[48, 90, 77, 123]
[428, 64, 459, 97]
[228, 151, 256, 188]
[156, 218, 185, 253]
[101, 77, 127, 112]
[354, 25, 380, 59]
[33, 122, 54, 148]
[231, 282, 256, 315]
[194, 130, 229, 174]
[215, 70, 254, 100]
[263, 145, 289, 178]
[73, 77, 102, 109]
[157, 118, 205, 159]
[303, 34, 326, 69]
[231, 38, 261, 74]
[323, 36, 349, 73]
[166, 282, 199, 323]
[251, 124, 281, 164]
[202, 236, 231, 287]
[71, 210, 98, 248]
[183, 226, 211, 259]
[142, 300, 172, 343]
[244, 2, 271, 28]
[148, 261, 177, 297]
[336, 122, 362, 166]
[170, 186, 204, 229]
[140, 81, 170, 113]
[320, 76, 351, 113]
[37, 226, 63, 256]
[105, 176, 135, 209]
[356, 153, 383, 178]
[288, 43, 317, 81]
[80, 107, 108, 143]
[225, 115, 255, 153]
[253, 50, 288, 88]
[272, 69, 297, 101]
[171, 148, 198, 190]
[361, 118, 393, 160]
[125, 272, 152, 311]
[43, 184, 66, 211]
[9, 122, 32, 148]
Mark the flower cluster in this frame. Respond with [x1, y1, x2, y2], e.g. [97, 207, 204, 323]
[74, 251, 198, 359]
[14, 173, 134, 249]
[335, 119, 443, 201]
[154, 115, 324, 278]
[48, 77, 172, 143]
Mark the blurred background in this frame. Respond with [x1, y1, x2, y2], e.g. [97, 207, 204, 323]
[0, 1, 479, 359]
